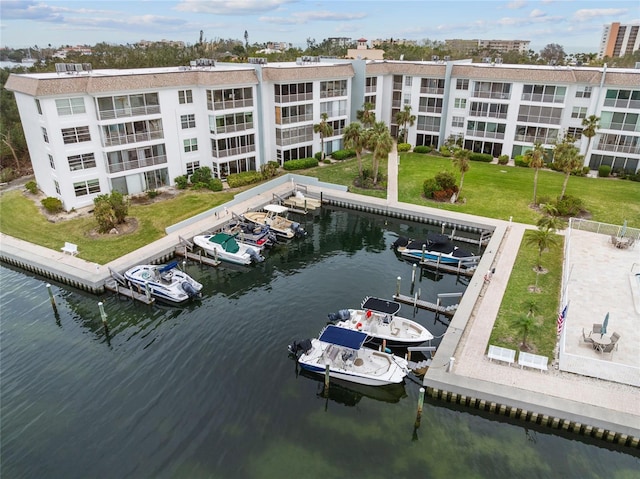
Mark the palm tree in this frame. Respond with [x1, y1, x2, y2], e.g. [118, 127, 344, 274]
[394, 105, 416, 143]
[452, 148, 471, 199]
[512, 313, 536, 350]
[343, 122, 366, 177]
[581, 115, 599, 163]
[366, 121, 393, 185]
[524, 142, 546, 205]
[536, 204, 565, 232]
[525, 227, 559, 272]
[313, 113, 333, 161]
[553, 136, 584, 200]
[356, 102, 376, 129]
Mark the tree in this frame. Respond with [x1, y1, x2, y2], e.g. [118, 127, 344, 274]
[394, 105, 416, 143]
[525, 227, 559, 273]
[539, 43, 566, 65]
[524, 142, 546, 205]
[343, 122, 366, 177]
[313, 113, 333, 161]
[366, 121, 393, 185]
[512, 313, 536, 350]
[553, 135, 583, 200]
[244, 30, 249, 50]
[452, 148, 471, 199]
[356, 102, 376, 129]
[581, 115, 599, 164]
[93, 191, 129, 233]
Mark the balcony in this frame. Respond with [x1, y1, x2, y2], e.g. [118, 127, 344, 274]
[212, 98, 254, 110]
[106, 154, 167, 174]
[103, 129, 164, 147]
[473, 92, 511, 100]
[420, 87, 444, 95]
[98, 105, 160, 120]
[514, 134, 555, 144]
[274, 93, 312, 104]
[214, 122, 255, 134]
[521, 93, 565, 103]
[466, 130, 505, 140]
[596, 143, 640, 154]
[280, 115, 313, 125]
[213, 144, 256, 158]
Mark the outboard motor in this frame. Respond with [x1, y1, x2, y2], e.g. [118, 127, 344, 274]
[391, 236, 409, 250]
[181, 281, 200, 298]
[248, 248, 265, 263]
[288, 338, 313, 357]
[292, 222, 306, 237]
[327, 309, 351, 322]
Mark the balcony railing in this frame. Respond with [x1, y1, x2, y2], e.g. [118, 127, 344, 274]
[392, 100, 402, 108]
[212, 98, 254, 110]
[213, 122, 254, 134]
[603, 99, 640, 109]
[514, 134, 556, 144]
[213, 145, 256, 158]
[596, 143, 640, 154]
[517, 115, 562, 125]
[365, 85, 377, 93]
[472, 92, 511, 100]
[466, 130, 505, 139]
[521, 93, 565, 103]
[103, 129, 164, 147]
[280, 115, 313, 125]
[392, 82, 403, 90]
[420, 87, 444, 95]
[469, 111, 508, 119]
[98, 105, 160, 120]
[418, 106, 443, 114]
[274, 93, 312, 103]
[320, 89, 347, 99]
[106, 154, 167, 173]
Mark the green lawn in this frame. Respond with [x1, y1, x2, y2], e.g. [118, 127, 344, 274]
[0, 189, 236, 264]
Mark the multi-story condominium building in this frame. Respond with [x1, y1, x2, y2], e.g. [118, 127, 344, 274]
[6, 58, 639, 211]
[445, 39, 531, 54]
[599, 22, 640, 59]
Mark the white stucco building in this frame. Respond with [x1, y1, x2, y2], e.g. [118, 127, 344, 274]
[6, 58, 640, 210]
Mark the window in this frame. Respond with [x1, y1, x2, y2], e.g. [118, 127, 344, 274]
[405, 76, 413, 87]
[365, 77, 377, 92]
[178, 90, 193, 104]
[183, 138, 198, 152]
[576, 86, 592, 98]
[62, 126, 91, 144]
[48, 154, 55, 169]
[42, 127, 49, 143]
[566, 127, 583, 140]
[456, 79, 469, 90]
[452, 116, 464, 128]
[603, 89, 640, 109]
[521, 85, 566, 103]
[55, 97, 86, 116]
[186, 161, 200, 175]
[181, 114, 196, 129]
[454, 98, 467, 109]
[403, 93, 411, 105]
[54, 180, 60, 195]
[73, 179, 101, 197]
[571, 107, 587, 119]
[68, 153, 97, 171]
[420, 78, 445, 94]
[35, 99, 42, 115]
[320, 80, 347, 99]
[517, 105, 562, 124]
[416, 115, 441, 132]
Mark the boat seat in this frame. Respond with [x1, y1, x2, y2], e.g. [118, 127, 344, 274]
[391, 327, 400, 336]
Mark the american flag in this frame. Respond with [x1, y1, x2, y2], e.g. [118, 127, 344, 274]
[556, 304, 568, 335]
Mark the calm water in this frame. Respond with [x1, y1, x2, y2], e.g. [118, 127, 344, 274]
[1, 207, 637, 478]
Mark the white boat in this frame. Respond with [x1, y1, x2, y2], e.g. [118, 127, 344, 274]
[123, 261, 202, 304]
[328, 297, 434, 348]
[193, 232, 264, 265]
[392, 233, 480, 266]
[288, 325, 409, 386]
[242, 204, 306, 240]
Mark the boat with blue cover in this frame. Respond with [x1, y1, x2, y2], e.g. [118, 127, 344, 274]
[288, 325, 409, 386]
[392, 232, 480, 266]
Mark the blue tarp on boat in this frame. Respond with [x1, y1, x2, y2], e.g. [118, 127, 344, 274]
[319, 325, 367, 350]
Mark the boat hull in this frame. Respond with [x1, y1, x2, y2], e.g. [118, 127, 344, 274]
[193, 234, 263, 265]
[123, 264, 202, 304]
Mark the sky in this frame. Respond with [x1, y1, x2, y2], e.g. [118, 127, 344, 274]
[1, 0, 639, 53]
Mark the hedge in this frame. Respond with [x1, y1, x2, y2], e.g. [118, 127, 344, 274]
[469, 152, 493, 162]
[226, 171, 263, 188]
[331, 149, 356, 161]
[413, 145, 432, 154]
[283, 157, 319, 170]
[397, 143, 411, 152]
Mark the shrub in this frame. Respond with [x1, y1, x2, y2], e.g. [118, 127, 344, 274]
[469, 152, 493, 163]
[439, 146, 452, 157]
[25, 180, 38, 194]
[208, 178, 223, 191]
[514, 155, 529, 167]
[331, 149, 356, 161]
[146, 189, 159, 199]
[261, 161, 279, 179]
[598, 165, 611, 177]
[314, 152, 323, 161]
[41, 196, 63, 213]
[397, 143, 411, 152]
[422, 178, 439, 198]
[93, 192, 128, 233]
[190, 166, 213, 185]
[423, 171, 458, 200]
[498, 154, 509, 165]
[627, 172, 640, 182]
[282, 157, 318, 171]
[174, 175, 189, 189]
[226, 171, 263, 188]
[582, 166, 590, 175]
[554, 195, 584, 217]
[354, 168, 387, 189]
[413, 145, 431, 154]
[0, 168, 18, 183]
[434, 171, 457, 191]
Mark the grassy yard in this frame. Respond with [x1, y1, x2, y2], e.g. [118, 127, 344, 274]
[0, 189, 236, 264]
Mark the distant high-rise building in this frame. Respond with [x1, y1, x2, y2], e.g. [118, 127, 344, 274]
[445, 39, 530, 54]
[599, 22, 640, 59]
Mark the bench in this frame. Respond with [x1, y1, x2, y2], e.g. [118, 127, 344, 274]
[487, 345, 516, 365]
[517, 352, 548, 372]
[61, 242, 78, 256]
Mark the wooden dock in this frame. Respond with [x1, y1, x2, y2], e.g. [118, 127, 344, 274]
[104, 279, 155, 304]
[393, 293, 456, 317]
[417, 259, 478, 277]
[175, 236, 221, 267]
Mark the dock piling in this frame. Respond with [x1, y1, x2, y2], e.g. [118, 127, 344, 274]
[396, 276, 401, 296]
[324, 364, 330, 391]
[448, 357, 455, 372]
[98, 301, 107, 324]
[46, 283, 58, 314]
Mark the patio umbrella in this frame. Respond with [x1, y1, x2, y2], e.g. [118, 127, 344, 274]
[600, 312, 609, 336]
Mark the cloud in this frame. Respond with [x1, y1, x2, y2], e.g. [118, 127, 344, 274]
[0, 0, 64, 21]
[506, 1, 527, 9]
[529, 9, 546, 18]
[261, 10, 366, 25]
[573, 8, 629, 22]
[175, 0, 296, 15]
